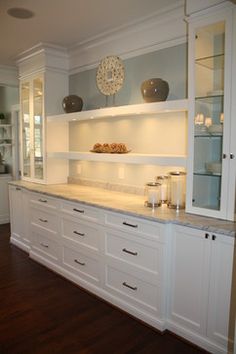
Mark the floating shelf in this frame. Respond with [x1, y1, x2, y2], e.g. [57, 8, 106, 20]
[0, 124, 12, 128]
[47, 151, 187, 167]
[47, 99, 188, 123]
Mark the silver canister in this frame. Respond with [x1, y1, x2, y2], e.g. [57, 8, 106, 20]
[156, 175, 168, 204]
[144, 182, 161, 208]
[167, 171, 186, 210]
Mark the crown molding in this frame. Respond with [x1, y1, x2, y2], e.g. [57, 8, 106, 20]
[16, 42, 69, 79]
[68, 0, 187, 74]
[0, 65, 18, 87]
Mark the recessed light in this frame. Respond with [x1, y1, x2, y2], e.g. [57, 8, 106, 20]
[7, 7, 34, 19]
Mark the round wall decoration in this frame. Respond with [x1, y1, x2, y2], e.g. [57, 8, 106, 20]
[96, 55, 125, 96]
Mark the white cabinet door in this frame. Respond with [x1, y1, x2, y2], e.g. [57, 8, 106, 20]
[0, 176, 11, 224]
[168, 225, 210, 335]
[9, 186, 24, 240]
[186, 5, 236, 221]
[9, 186, 30, 251]
[168, 224, 234, 353]
[207, 233, 234, 349]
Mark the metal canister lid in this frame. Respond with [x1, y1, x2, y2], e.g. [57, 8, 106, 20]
[168, 171, 186, 176]
[146, 182, 161, 187]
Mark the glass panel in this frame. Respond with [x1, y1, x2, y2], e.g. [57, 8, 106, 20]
[193, 21, 225, 210]
[33, 77, 43, 179]
[21, 82, 31, 177]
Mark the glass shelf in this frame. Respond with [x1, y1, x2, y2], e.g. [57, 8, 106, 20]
[195, 53, 224, 70]
[194, 133, 222, 138]
[194, 171, 222, 177]
[195, 94, 224, 104]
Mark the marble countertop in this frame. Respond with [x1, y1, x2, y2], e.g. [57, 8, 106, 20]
[9, 180, 236, 237]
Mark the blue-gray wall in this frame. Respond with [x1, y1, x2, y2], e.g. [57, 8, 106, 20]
[69, 43, 187, 110]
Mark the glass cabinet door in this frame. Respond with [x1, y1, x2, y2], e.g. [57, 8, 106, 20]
[33, 77, 44, 180]
[192, 21, 225, 211]
[21, 81, 31, 178]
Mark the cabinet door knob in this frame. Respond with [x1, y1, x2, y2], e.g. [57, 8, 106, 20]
[212, 235, 216, 241]
[205, 233, 209, 239]
[222, 153, 227, 159]
[230, 153, 235, 159]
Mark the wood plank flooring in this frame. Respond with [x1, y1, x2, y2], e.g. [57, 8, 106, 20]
[0, 224, 209, 354]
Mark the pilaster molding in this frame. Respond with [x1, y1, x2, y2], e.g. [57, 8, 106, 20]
[69, 1, 187, 74]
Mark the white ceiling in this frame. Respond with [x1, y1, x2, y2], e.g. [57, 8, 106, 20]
[0, 0, 181, 67]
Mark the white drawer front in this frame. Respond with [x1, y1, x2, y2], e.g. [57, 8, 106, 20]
[63, 246, 100, 283]
[61, 201, 99, 222]
[105, 265, 160, 313]
[29, 192, 59, 210]
[31, 231, 61, 262]
[62, 217, 100, 252]
[31, 208, 58, 233]
[105, 212, 164, 242]
[105, 230, 161, 274]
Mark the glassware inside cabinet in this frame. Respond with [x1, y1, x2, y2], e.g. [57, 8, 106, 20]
[193, 21, 225, 210]
[21, 82, 31, 178]
[33, 77, 43, 180]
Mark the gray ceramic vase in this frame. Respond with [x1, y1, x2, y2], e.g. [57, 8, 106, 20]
[141, 78, 169, 103]
[62, 95, 83, 113]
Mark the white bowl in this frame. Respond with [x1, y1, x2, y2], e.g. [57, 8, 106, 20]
[205, 162, 222, 174]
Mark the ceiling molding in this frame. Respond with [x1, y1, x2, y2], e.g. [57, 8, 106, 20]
[69, 1, 187, 74]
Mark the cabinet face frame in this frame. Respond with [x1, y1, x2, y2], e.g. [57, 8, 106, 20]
[186, 7, 234, 220]
[20, 73, 45, 183]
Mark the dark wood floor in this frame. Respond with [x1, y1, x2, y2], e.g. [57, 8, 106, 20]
[0, 223, 209, 354]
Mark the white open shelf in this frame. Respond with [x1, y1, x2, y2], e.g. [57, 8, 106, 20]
[47, 99, 188, 122]
[47, 151, 187, 167]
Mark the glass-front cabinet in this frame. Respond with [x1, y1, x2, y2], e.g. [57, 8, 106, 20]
[20, 75, 44, 181]
[186, 6, 235, 220]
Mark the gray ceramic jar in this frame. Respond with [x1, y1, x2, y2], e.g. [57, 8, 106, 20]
[141, 78, 169, 103]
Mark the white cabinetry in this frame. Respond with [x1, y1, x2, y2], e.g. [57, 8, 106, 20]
[9, 185, 30, 252]
[103, 211, 167, 327]
[17, 44, 69, 184]
[29, 192, 61, 267]
[186, 4, 236, 220]
[168, 224, 234, 354]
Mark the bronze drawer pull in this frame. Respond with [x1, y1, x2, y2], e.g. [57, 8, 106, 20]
[73, 208, 84, 213]
[16, 187, 21, 191]
[39, 218, 48, 223]
[40, 242, 49, 248]
[122, 248, 138, 256]
[74, 259, 85, 266]
[73, 231, 85, 237]
[122, 282, 137, 291]
[122, 221, 138, 228]
[38, 199, 48, 203]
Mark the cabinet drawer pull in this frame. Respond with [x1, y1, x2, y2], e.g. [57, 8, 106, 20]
[16, 187, 21, 191]
[73, 208, 84, 213]
[122, 221, 138, 228]
[39, 218, 48, 223]
[122, 282, 137, 291]
[205, 233, 209, 239]
[73, 231, 85, 237]
[122, 248, 138, 256]
[40, 242, 49, 248]
[38, 198, 48, 203]
[212, 235, 216, 241]
[74, 259, 85, 266]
